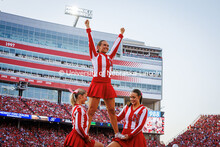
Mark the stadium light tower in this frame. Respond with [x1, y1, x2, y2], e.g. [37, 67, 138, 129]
[65, 5, 93, 27]
[15, 81, 29, 96]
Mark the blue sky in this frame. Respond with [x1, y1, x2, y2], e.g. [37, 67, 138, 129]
[1, 0, 220, 144]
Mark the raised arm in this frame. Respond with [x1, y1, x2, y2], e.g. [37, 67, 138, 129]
[128, 107, 148, 138]
[75, 107, 89, 140]
[108, 28, 125, 59]
[85, 20, 98, 59]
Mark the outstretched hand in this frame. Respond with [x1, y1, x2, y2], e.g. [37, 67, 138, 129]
[120, 28, 125, 35]
[85, 20, 90, 29]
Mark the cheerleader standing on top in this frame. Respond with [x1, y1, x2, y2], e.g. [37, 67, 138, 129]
[107, 89, 148, 147]
[85, 20, 126, 139]
[64, 88, 103, 147]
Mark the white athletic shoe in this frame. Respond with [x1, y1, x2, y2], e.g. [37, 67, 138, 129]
[115, 132, 126, 139]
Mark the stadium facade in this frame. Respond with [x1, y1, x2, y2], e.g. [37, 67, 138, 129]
[0, 11, 164, 138]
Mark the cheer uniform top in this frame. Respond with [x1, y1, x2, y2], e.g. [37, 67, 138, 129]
[86, 28, 123, 99]
[64, 104, 95, 147]
[113, 105, 148, 147]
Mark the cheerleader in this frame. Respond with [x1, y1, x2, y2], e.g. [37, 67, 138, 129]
[85, 20, 125, 139]
[64, 88, 103, 147]
[107, 89, 148, 147]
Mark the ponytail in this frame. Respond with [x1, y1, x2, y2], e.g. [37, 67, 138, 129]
[69, 88, 86, 106]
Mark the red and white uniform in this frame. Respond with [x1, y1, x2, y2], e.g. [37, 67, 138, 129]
[64, 104, 95, 147]
[86, 28, 123, 98]
[71, 104, 89, 138]
[113, 105, 148, 147]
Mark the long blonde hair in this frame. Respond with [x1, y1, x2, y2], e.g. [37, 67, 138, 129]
[70, 88, 86, 106]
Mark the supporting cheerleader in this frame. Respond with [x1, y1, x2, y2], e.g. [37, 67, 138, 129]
[64, 88, 103, 147]
[107, 89, 148, 147]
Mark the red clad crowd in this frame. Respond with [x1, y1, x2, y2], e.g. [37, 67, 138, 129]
[0, 95, 167, 146]
[0, 95, 32, 115]
[0, 118, 113, 147]
[0, 95, 112, 123]
[0, 119, 68, 147]
[0, 118, 166, 147]
[146, 138, 165, 147]
[168, 115, 220, 146]
[24, 98, 70, 119]
[99, 107, 125, 124]
[2, 95, 218, 146]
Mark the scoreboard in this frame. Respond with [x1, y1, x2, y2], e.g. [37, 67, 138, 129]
[143, 110, 165, 134]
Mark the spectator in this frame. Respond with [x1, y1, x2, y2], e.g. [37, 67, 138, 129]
[168, 115, 220, 146]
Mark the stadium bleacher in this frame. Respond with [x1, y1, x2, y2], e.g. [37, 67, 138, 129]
[0, 117, 113, 146]
[0, 117, 166, 147]
[168, 114, 220, 146]
[0, 95, 32, 115]
[0, 94, 167, 146]
[0, 95, 110, 122]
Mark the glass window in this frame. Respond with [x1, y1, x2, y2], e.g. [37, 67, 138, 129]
[28, 26, 34, 31]
[52, 35, 56, 39]
[74, 38, 78, 45]
[23, 87, 58, 102]
[41, 33, 45, 38]
[137, 83, 141, 88]
[0, 82, 18, 96]
[126, 82, 131, 88]
[132, 83, 136, 88]
[121, 82, 126, 87]
[41, 29, 46, 33]
[147, 85, 151, 90]
[35, 28, 40, 32]
[26, 51, 32, 57]
[3, 48, 9, 53]
[9, 49, 15, 54]
[0, 24, 5, 29]
[61, 91, 71, 104]
[0, 20, 6, 25]
[6, 22, 12, 26]
[46, 33, 51, 38]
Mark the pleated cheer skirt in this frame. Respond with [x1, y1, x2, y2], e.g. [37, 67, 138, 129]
[87, 77, 117, 99]
[64, 129, 95, 147]
[112, 130, 147, 147]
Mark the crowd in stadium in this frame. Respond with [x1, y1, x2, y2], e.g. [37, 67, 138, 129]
[0, 95, 111, 123]
[24, 98, 70, 119]
[0, 94, 166, 146]
[0, 95, 32, 115]
[2, 95, 219, 146]
[0, 118, 68, 147]
[0, 118, 165, 147]
[168, 115, 220, 146]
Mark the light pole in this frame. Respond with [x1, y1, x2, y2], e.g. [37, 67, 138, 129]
[65, 6, 93, 27]
[15, 81, 29, 97]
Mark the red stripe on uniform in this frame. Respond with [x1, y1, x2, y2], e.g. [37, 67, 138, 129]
[72, 105, 79, 127]
[106, 56, 110, 77]
[135, 107, 145, 128]
[127, 107, 134, 130]
[97, 55, 102, 77]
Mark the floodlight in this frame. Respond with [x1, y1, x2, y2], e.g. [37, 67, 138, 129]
[65, 5, 93, 27]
